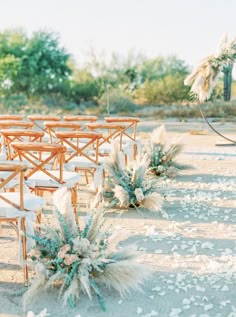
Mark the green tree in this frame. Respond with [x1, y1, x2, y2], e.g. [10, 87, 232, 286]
[0, 30, 71, 98]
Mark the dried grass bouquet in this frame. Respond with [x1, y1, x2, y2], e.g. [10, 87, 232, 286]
[145, 125, 190, 177]
[23, 188, 149, 311]
[99, 142, 164, 212]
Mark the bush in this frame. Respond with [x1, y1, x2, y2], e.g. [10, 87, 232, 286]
[134, 75, 190, 104]
[99, 88, 137, 114]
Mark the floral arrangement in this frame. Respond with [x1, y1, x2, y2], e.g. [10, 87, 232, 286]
[98, 142, 164, 212]
[23, 188, 149, 311]
[184, 34, 236, 102]
[145, 125, 190, 177]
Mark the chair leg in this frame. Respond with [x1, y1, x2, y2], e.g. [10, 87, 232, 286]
[84, 170, 89, 184]
[71, 187, 78, 225]
[20, 218, 28, 283]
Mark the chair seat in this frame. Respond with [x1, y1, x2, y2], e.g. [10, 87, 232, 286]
[25, 170, 80, 189]
[0, 192, 45, 217]
[65, 156, 99, 170]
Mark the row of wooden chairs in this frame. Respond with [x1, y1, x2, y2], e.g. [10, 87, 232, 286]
[0, 115, 140, 281]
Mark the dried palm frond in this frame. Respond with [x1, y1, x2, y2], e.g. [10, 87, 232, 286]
[145, 126, 191, 177]
[23, 188, 149, 311]
[95, 249, 150, 297]
[101, 142, 163, 212]
[184, 34, 236, 102]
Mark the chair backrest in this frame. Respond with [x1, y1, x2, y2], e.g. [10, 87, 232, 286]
[0, 115, 24, 121]
[63, 115, 98, 130]
[0, 162, 28, 212]
[0, 120, 34, 129]
[63, 115, 98, 122]
[27, 115, 61, 134]
[55, 130, 102, 165]
[44, 121, 82, 143]
[12, 142, 67, 184]
[1, 129, 44, 160]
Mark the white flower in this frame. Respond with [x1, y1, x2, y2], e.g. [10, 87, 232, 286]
[134, 188, 145, 202]
[166, 166, 178, 177]
[157, 165, 164, 172]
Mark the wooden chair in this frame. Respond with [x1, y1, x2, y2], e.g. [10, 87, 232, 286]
[1, 129, 44, 160]
[86, 122, 126, 155]
[11, 142, 80, 222]
[55, 131, 103, 189]
[104, 116, 141, 159]
[44, 121, 82, 143]
[27, 115, 61, 141]
[0, 122, 34, 158]
[0, 162, 45, 281]
[104, 116, 140, 142]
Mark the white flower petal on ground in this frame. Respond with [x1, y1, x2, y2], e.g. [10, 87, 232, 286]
[136, 307, 143, 314]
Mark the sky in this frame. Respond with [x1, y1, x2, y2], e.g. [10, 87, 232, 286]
[0, 0, 236, 75]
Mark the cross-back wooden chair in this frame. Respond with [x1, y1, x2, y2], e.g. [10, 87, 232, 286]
[0, 121, 34, 158]
[44, 121, 82, 143]
[11, 142, 80, 222]
[1, 129, 44, 160]
[104, 117, 141, 160]
[55, 131, 103, 189]
[0, 162, 45, 281]
[27, 115, 61, 141]
[104, 117, 140, 142]
[86, 122, 126, 157]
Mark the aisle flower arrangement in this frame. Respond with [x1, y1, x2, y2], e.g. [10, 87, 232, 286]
[145, 125, 190, 177]
[99, 142, 164, 212]
[23, 188, 149, 311]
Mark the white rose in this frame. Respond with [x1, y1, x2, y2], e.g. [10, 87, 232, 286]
[134, 188, 145, 202]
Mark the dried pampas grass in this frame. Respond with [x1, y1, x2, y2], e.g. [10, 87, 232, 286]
[23, 188, 150, 311]
[102, 142, 164, 212]
[145, 125, 191, 177]
[184, 34, 236, 102]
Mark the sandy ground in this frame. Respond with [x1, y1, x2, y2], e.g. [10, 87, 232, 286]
[0, 120, 236, 317]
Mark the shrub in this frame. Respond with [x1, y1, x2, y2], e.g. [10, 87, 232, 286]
[99, 88, 137, 114]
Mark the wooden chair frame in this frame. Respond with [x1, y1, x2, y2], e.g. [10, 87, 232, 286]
[12, 142, 79, 222]
[27, 115, 61, 135]
[55, 131, 102, 186]
[0, 162, 39, 281]
[44, 121, 82, 143]
[86, 122, 125, 153]
[104, 116, 140, 142]
[1, 129, 44, 160]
